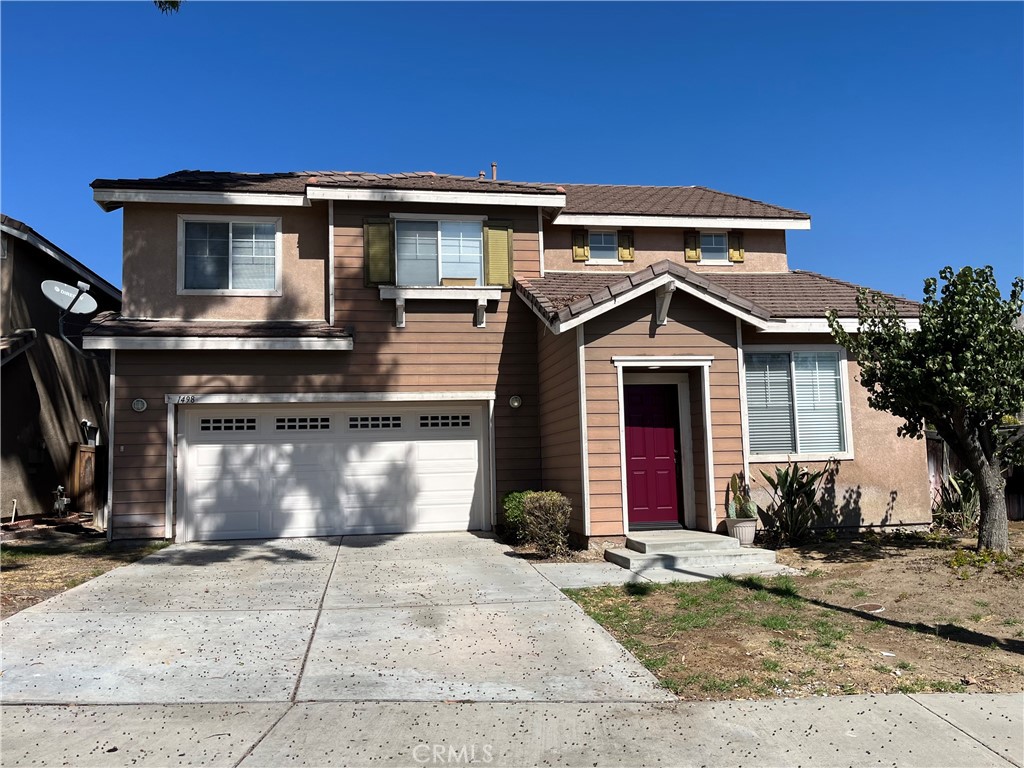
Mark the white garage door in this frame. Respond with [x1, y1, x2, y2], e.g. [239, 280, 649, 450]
[180, 404, 486, 542]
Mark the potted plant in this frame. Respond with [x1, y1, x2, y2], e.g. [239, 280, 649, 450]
[725, 472, 758, 545]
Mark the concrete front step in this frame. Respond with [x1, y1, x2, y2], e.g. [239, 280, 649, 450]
[605, 546, 777, 571]
[625, 530, 741, 554]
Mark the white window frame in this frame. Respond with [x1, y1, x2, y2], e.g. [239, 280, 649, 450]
[391, 213, 488, 288]
[587, 229, 620, 264]
[741, 344, 855, 462]
[699, 230, 731, 265]
[177, 214, 283, 296]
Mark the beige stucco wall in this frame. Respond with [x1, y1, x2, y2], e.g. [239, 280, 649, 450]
[121, 203, 329, 321]
[747, 355, 931, 528]
[543, 227, 788, 273]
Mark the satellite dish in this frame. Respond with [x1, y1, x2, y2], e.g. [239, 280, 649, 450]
[41, 280, 98, 315]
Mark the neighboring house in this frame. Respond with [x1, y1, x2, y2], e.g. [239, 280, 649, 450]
[83, 170, 929, 543]
[1, 214, 121, 524]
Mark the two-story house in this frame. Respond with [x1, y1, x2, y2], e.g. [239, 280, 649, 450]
[84, 170, 929, 543]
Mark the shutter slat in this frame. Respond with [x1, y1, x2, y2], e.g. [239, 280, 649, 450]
[684, 230, 701, 262]
[364, 218, 394, 286]
[618, 230, 635, 262]
[572, 229, 590, 261]
[483, 221, 513, 287]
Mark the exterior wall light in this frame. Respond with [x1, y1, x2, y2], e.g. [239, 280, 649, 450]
[509, 395, 523, 409]
[131, 398, 148, 413]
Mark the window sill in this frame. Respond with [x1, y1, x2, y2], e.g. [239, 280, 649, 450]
[749, 451, 855, 464]
[178, 289, 283, 297]
[378, 286, 502, 328]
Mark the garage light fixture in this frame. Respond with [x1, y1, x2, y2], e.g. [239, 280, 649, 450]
[509, 395, 522, 409]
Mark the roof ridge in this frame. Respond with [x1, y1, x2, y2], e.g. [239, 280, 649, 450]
[689, 185, 806, 215]
[552, 182, 700, 189]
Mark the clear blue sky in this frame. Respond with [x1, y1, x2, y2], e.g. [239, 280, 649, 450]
[2, 1, 1021, 299]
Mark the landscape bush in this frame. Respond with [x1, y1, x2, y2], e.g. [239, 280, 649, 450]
[499, 490, 534, 544]
[521, 491, 572, 558]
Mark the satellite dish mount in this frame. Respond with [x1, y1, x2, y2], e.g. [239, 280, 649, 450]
[40, 279, 103, 361]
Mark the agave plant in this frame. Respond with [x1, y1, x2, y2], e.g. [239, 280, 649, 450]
[933, 470, 980, 533]
[760, 460, 834, 546]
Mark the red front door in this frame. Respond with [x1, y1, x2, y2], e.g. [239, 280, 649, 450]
[625, 384, 682, 527]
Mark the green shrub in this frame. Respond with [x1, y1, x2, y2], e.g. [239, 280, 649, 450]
[521, 491, 572, 558]
[500, 491, 534, 544]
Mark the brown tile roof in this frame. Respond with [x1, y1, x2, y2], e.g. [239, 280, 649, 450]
[557, 184, 809, 219]
[91, 170, 563, 197]
[516, 262, 772, 326]
[84, 312, 352, 339]
[707, 271, 920, 318]
[90, 171, 808, 218]
[515, 264, 919, 326]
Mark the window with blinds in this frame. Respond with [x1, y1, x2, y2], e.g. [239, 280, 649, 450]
[745, 351, 846, 456]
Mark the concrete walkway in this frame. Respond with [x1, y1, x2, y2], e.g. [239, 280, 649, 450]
[1, 533, 1021, 767]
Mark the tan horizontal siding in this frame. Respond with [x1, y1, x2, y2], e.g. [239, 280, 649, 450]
[537, 328, 583, 531]
[582, 294, 744, 533]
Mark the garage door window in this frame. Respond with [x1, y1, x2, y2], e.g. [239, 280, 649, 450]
[420, 414, 471, 428]
[200, 417, 257, 432]
[276, 416, 330, 431]
[349, 415, 402, 429]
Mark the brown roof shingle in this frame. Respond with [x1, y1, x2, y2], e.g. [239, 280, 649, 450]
[84, 312, 353, 339]
[90, 171, 808, 219]
[91, 170, 563, 197]
[515, 264, 918, 326]
[557, 184, 809, 219]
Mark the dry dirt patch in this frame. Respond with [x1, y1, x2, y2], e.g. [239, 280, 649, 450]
[567, 522, 1024, 701]
[1, 531, 168, 619]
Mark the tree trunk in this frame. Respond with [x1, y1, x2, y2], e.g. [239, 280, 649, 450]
[958, 430, 1011, 554]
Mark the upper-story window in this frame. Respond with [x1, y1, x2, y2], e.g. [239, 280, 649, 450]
[363, 216, 513, 290]
[571, 229, 634, 264]
[684, 230, 744, 264]
[588, 231, 619, 263]
[699, 233, 729, 263]
[396, 219, 484, 286]
[178, 215, 282, 295]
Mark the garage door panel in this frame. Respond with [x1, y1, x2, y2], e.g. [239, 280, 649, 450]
[183, 404, 485, 542]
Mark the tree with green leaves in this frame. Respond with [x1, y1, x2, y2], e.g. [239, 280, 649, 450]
[828, 266, 1024, 554]
[154, 1, 181, 13]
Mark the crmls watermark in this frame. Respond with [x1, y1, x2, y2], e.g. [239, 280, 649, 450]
[412, 743, 495, 764]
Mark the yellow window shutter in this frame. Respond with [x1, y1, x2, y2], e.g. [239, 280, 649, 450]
[618, 230, 635, 262]
[484, 221, 513, 287]
[728, 231, 745, 263]
[571, 229, 590, 261]
[364, 218, 394, 285]
[684, 230, 701, 262]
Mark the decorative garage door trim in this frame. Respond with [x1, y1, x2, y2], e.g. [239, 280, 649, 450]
[171, 393, 495, 544]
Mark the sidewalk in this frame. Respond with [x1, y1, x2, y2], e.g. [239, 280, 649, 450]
[2, 693, 1020, 767]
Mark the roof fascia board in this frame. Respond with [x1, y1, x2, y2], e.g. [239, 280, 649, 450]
[552, 214, 811, 230]
[307, 187, 566, 208]
[759, 317, 921, 333]
[92, 189, 311, 211]
[553, 273, 770, 334]
[0, 223, 122, 302]
[83, 336, 353, 351]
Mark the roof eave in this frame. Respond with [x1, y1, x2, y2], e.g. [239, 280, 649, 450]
[552, 213, 811, 230]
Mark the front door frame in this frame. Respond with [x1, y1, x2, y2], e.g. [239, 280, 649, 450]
[613, 356, 715, 534]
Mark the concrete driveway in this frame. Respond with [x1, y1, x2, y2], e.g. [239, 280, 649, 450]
[0, 533, 671, 705]
[2, 533, 1021, 767]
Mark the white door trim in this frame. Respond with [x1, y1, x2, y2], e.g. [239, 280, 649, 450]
[164, 391, 495, 405]
[577, 326, 591, 536]
[616, 357, 715, 534]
